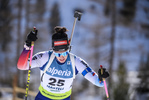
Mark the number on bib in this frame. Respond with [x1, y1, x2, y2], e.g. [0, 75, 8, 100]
[48, 78, 65, 86]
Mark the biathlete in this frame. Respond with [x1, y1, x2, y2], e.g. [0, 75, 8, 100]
[17, 26, 109, 100]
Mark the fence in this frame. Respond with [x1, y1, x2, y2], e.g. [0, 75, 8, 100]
[0, 75, 37, 100]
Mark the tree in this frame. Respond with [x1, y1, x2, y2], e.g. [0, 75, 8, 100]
[35, 0, 46, 18]
[49, 2, 60, 34]
[16, 0, 24, 88]
[23, 0, 30, 40]
[113, 61, 129, 100]
[0, 0, 12, 51]
[136, 54, 149, 99]
[104, 0, 111, 16]
[0, 0, 12, 84]
[108, 0, 116, 98]
[89, 24, 108, 95]
[119, 0, 137, 24]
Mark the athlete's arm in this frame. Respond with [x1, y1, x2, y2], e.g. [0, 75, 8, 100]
[17, 47, 30, 70]
[17, 44, 49, 70]
[75, 57, 104, 87]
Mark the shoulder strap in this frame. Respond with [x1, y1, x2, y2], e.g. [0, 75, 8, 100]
[43, 52, 55, 74]
[69, 53, 76, 79]
[41, 52, 76, 81]
[41, 52, 55, 81]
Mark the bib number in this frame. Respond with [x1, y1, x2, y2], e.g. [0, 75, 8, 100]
[49, 78, 65, 86]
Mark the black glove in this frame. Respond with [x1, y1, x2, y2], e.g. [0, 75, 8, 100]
[25, 30, 38, 46]
[98, 68, 109, 81]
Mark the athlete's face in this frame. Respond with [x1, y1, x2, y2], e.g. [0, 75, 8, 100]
[54, 50, 68, 63]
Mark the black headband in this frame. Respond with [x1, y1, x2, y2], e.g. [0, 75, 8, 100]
[52, 38, 69, 51]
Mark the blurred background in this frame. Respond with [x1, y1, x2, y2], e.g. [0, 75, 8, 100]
[0, 0, 149, 100]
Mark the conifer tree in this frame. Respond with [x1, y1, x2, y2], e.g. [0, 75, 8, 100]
[113, 61, 129, 100]
[0, 0, 12, 51]
[49, 2, 60, 34]
[120, 0, 137, 23]
[136, 54, 149, 97]
[0, 0, 12, 84]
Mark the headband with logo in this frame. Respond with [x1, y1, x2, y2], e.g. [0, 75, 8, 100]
[52, 38, 69, 51]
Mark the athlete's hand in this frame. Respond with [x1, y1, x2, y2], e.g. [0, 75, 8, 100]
[98, 67, 109, 82]
[25, 29, 38, 46]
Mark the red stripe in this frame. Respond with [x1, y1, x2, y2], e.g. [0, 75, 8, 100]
[54, 40, 67, 46]
[92, 72, 95, 76]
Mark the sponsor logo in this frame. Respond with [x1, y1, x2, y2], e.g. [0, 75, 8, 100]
[32, 53, 43, 60]
[67, 61, 71, 65]
[47, 67, 71, 76]
[32, 56, 37, 60]
[54, 40, 67, 46]
[47, 85, 64, 91]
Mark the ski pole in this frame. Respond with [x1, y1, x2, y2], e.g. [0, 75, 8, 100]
[69, 11, 82, 49]
[24, 26, 36, 100]
[100, 65, 109, 100]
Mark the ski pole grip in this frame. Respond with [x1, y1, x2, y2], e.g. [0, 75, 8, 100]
[33, 26, 36, 33]
[100, 65, 103, 75]
[31, 26, 36, 46]
[100, 65, 109, 99]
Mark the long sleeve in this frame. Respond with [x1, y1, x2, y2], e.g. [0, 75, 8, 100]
[17, 47, 50, 70]
[17, 48, 30, 70]
[75, 57, 104, 87]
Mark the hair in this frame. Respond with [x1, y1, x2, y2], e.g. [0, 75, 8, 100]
[54, 26, 68, 33]
[52, 26, 69, 40]
[52, 26, 69, 51]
